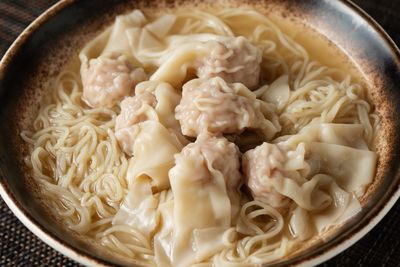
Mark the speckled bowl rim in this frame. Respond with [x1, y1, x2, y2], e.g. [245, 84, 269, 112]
[0, 0, 399, 266]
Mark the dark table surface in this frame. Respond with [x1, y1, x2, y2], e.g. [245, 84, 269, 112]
[1, 0, 400, 266]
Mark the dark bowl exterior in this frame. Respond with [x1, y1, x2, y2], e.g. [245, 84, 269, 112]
[0, 0, 399, 266]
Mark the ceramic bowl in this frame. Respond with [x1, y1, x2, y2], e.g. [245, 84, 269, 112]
[0, 0, 399, 266]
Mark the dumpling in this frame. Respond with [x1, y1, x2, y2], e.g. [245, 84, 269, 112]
[125, 121, 184, 191]
[175, 77, 281, 138]
[243, 142, 349, 236]
[116, 91, 157, 128]
[115, 91, 157, 156]
[275, 123, 377, 196]
[113, 178, 159, 239]
[242, 142, 306, 209]
[134, 81, 184, 135]
[243, 129, 377, 237]
[170, 134, 242, 216]
[195, 36, 262, 88]
[115, 81, 184, 155]
[150, 36, 262, 88]
[78, 10, 150, 108]
[81, 52, 147, 108]
[174, 133, 242, 190]
[166, 134, 242, 266]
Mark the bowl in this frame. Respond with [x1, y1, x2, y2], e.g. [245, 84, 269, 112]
[0, 0, 399, 266]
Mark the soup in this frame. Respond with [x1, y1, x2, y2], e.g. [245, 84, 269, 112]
[20, 4, 379, 267]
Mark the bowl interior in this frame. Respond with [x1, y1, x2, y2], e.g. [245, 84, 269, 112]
[0, 0, 399, 266]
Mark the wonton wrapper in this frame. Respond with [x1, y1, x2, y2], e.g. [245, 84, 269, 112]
[244, 123, 377, 240]
[79, 10, 148, 65]
[115, 80, 187, 156]
[150, 35, 262, 88]
[125, 121, 184, 191]
[79, 11, 149, 108]
[176, 77, 281, 140]
[113, 178, 159, 238]
[165, 135, 241, 267]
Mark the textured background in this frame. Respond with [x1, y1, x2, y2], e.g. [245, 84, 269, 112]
[0, 0, 399, 266]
